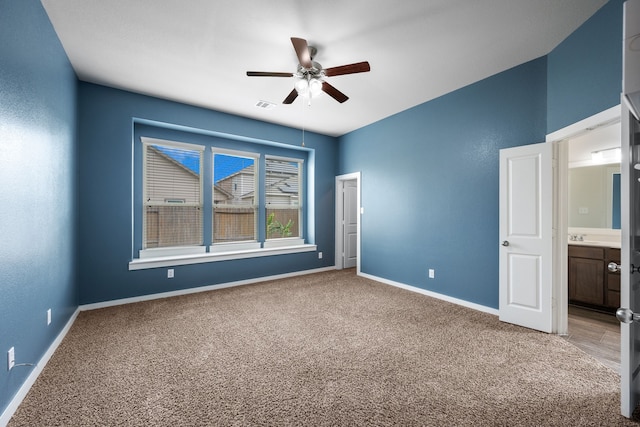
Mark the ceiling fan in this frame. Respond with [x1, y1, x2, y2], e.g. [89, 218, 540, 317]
[246, 37, 370, 104]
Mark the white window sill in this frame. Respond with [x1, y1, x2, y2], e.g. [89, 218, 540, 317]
[139, 246, 206, 259]
[264, 238, 305, 248]
[209, 242, 261, 252]
[128, 244, 317, 270]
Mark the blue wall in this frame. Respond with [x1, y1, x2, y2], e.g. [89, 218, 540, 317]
[0, 0, 78, 417]
[339, 59, 547, 308]
[338, 0, 626, 310]
[547, 0, 624, 133]
[77, 83, 338, 304]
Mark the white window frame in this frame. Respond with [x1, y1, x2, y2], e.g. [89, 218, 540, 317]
[140, 137, 205, 258]
[264, 155, 304, 248]
[210, 147, 261, 251]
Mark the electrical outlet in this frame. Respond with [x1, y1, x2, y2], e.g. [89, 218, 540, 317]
[167, 268, 174, 279]
[47, 308, 51, 325]
[318, 252, 323, 259]
[428, 269, 435, 279]
[8, 347, 15, 371]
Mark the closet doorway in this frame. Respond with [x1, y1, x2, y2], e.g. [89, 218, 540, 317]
[335, 172, 361, 271]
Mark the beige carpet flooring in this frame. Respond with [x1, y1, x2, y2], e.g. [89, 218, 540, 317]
[8, 269, 640, 426]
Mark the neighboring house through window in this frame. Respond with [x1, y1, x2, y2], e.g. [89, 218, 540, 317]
[265, 156, 302, 245]
[143, 140, 204, 250]
[212, 149, 259, 249]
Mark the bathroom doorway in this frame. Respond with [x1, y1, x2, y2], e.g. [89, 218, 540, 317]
[548, 105, 621, 370]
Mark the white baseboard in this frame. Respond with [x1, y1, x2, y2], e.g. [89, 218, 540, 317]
[0, 308, 80, 427]
[359, 272, 499, 316]
[80, 266, 336, 311]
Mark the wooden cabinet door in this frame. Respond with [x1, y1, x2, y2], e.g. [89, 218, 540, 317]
[569, 256, 605, 305]
[606, 247, 621, 308]
[607, 273, 621, 308]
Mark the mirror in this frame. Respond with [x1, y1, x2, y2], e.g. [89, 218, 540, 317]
[568, 164, 620, 229]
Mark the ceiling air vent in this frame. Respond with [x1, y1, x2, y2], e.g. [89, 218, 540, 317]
[255, 100, 276, 110]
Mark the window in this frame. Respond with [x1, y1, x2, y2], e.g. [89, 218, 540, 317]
[143, 139, 204, 250]
[132, 133, 313, 269]
[212, 149, 258, 245]
[265, 156, 302, 241]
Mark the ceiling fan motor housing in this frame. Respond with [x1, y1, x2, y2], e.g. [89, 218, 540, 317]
[297, 62, 324, 78]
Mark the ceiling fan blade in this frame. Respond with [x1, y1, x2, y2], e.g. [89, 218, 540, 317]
[291, 37, 313, 69]
[322, 82, 349, 103]
[283, 89, 298, 104]
[324, 61, 371, 77]
[246, 71, 294, 77]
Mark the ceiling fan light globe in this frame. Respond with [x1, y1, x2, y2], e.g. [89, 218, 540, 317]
[294, 78, 309, 95]
[309, 79, 323, 97]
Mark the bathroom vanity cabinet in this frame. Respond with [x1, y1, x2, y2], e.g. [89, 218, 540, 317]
[568, 245, 620, 311]
[605, 247, 621, 308]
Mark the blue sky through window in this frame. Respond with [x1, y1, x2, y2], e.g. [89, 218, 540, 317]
[155, 146, 200, 175]
[155, 146, 253, 182]
[214, 154, 254, 183]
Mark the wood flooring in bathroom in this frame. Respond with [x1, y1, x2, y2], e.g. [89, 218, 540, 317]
[563, 305, 620, 373]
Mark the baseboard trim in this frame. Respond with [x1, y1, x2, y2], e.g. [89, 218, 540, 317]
[0, 307, 80, 427]
[80, 266, 336, 311]
[359, 272, 499, 316]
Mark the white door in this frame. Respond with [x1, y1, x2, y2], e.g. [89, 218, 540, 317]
[618, 101, 640, 418]
[499, 142, 553, 333]
[342, 180, 358, 268]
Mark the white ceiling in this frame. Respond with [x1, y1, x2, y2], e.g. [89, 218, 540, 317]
[41, 0, 608, 137]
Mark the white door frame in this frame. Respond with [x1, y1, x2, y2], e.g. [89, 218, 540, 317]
[546, 105, 621, 335]
[335, 172, 361, 272]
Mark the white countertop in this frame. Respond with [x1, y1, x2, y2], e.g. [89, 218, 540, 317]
[567, 228, 621, 249]
[568, 240, 621, 249]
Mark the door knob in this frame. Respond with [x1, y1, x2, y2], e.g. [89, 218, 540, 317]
[617, 308, 638, 324]
[501, 241, 509, 247]
[608, 262, 621, 273]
